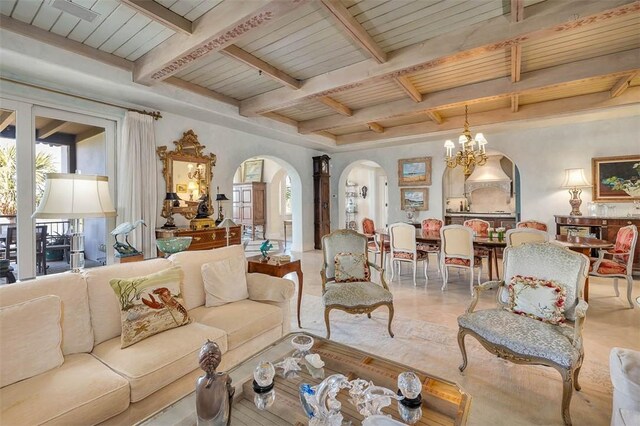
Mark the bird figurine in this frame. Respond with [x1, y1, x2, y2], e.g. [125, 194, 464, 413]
[111, 220, 147, 256]
[259, 239, 273, 260]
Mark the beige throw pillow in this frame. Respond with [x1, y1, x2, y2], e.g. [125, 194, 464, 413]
[202, 256, 249, 307]
[0, 295, 64, 387]
[110, 266, 191, 348]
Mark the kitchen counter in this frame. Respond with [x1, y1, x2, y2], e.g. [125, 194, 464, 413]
[446, 212, 516, 218]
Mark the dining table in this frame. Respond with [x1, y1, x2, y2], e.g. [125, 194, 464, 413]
[552, 234, 614, 302]
[375, 228, 507, 281]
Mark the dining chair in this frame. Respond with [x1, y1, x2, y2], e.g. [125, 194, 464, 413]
[440, 225, 482, 295]
[389, 222, 429, 286]
[505, 228, 549, 247]
[463, 218, 491, 276]
[362, 217, 389, 266]
[418, 218, 443, 273]
[4, 225, 48, 275]
[517, 220, 548, 232]
[589, 224, 638, 308]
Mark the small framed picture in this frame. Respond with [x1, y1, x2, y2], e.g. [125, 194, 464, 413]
[398, 157, 432, 186]
[401, 188, 429, 210]
[242, 159, 264, 183]
[175, 183, 187, 193]
[592, 155, 640, 202]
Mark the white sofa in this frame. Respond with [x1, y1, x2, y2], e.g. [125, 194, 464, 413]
[0, 245, 295, 425]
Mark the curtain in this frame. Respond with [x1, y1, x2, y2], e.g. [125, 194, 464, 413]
[117, 111, 157, 258]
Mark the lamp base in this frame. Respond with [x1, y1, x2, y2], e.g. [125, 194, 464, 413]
[70, 232, 85, 273]
[568, 188, 583, 216]
[162, 215, 177, 228]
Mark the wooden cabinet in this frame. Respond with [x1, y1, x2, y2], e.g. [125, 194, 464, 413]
[555, 215, 640, 275]
[232, 182, 266, 240]
[445, 215, 517, 229]
[155, 226, 241, 256]
[313, 155, 331, 249]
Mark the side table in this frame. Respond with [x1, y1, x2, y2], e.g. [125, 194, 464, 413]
[247, 255, 303, 328]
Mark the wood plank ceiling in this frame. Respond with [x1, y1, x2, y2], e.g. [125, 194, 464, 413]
[1, 0, 639, 146]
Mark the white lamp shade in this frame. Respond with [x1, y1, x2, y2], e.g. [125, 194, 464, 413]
[444, 140, 455, 148]
[561, 168, 591, 188]
[217, 218, 237, 229]
[33, 173, 117, 219]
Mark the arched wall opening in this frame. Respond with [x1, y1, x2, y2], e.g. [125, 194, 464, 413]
[232, 155, 303, 252]
[337, 160, 388, 231]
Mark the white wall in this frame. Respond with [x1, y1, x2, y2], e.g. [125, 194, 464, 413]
[154, 113, 322, 252]
[338, 163, 386, 230]
[330, 115, 640, 233]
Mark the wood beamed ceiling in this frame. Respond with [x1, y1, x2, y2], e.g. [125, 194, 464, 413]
[1, 0, 639, 147]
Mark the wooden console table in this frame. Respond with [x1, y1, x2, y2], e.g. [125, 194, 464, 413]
[247, 255, 303, 328]
[155, 225, 242, 256]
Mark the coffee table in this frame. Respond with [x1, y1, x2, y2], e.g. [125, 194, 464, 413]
[141, 333, 470, 425]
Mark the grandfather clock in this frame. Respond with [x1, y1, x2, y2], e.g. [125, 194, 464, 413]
[313, 155, 331, 249]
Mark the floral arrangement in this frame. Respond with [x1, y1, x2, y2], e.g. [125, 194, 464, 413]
[602, 162, 640, 197]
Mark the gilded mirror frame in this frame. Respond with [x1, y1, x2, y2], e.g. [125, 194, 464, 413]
[157, 130, 216, 220]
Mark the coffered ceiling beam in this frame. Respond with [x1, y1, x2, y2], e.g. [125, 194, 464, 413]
[510, 0, 524, 83]
[75, 127, 104, 143]
[38, 120, 68, 139]
[240, 0, 638, 116]
[298, 48, 640, 134]
[120, 0, 192, 35]
[317, 96, 352, 116]
[261, 112, 298, 127]
[0, 111, 15, 132]
[336, 86, 640, 145]
[511, 95, 519, 113]
[133, 0, 309, 84]
[319, 0, 386, 63]
[220, 45, 300, 89]
[511, 0, 525, 23]
[163, 77, 239, 106]
[395, 76, 422, 103]
[366, 122, 384, 133]
[610, 72, 638, 98]
[426, 111, 443, 124]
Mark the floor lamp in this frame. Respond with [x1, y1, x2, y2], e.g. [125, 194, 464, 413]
[32, 173, 116, 272]
[217, 218, 237, 246]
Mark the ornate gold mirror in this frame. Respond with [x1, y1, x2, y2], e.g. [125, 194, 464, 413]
[157, 130, 216, 220]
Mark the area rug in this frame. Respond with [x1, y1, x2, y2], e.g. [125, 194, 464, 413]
[291, 295, 612, 426]
[244, 240, 281, 257]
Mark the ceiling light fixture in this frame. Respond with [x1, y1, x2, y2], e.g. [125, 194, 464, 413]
[444, 105, 488, 176]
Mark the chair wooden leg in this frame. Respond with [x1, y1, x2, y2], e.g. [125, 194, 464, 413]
[626, 276, 634, 308]
[561, 370, 574, 426]
[387, 304, 394, 338]
[457, 329, 468, 372]
[324, 308, 331, 339]
[412, 261, 417, 287]
[469, 268, 474, 296]
[573, 360, 583, 391]
[441, 264, 448, 291]
[367, 313, 371, 319]
[614, 278, 619, 296]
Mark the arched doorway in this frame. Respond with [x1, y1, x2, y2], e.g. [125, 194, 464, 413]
[338, 160, 388, 231]
[232, 156, 303, 252]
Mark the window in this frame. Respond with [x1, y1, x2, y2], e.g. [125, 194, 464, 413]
[284, 175, 292, 215]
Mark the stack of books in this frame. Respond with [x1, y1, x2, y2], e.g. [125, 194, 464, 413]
[268, 254, 291, 265]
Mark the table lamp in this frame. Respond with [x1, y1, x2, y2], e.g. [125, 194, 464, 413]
[32, 173, 116, 272]
[217, 217, 237, 246]
[562, 168, 591, 216]
[162, 192, 180, 228]
[215, 186, 230, 225]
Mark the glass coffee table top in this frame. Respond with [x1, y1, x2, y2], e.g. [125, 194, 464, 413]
[141, 333, 470, 425]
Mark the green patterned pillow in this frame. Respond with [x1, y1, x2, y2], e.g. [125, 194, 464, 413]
[334, 252, 370, 283]
[110, 266, 191, 348]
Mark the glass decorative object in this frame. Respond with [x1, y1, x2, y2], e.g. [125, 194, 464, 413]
[274, 357, 301, 377]
[495, 227, 506, 242]
[253, 361, 275, 393]
[405, 206, 416, 223]
[291, 334, 314, 358]
[398, 404, 423, 424]
[299, 374, 351, 426]
[254, 389, 276, 410]
[398, 372, 421, 400]
[156, 237, 192, 257]
[348, 379, 402, 418]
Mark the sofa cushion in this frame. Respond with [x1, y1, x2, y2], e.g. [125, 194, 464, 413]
[0, 295, 63, 387]
[169, 245, 247, 311]
[110, 266, 191, 348]
[335, 252, 370, 282]
[0, 273, 93, 354]
[202, 255, 249, 307]
[190, 299, 282, 351]
[458, 309, 579, 368]
[323, 282, 393, 307]
[0, 353, 129, 425]
[91, 322, 226, 402]
[84, 258, 172, 345]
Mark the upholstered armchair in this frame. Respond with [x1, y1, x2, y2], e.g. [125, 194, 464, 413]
[321, 229, 394, 339]
[589, 224, 637, 308]
[457, 242, 589, 425]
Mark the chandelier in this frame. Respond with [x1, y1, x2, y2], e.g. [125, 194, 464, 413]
[444, 105, 488, 176]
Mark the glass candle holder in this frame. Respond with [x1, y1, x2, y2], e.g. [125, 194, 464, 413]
[253, 361, 275, 393]
[254, 389, 276, 410]
[398, 371, 422, 400]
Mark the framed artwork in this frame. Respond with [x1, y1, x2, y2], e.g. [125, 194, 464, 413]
[398, 157, 432, 186]
[401, 188, 429, 211]
[242, 159, 264, 182]
[175, 183, 187, 193]
[592, 155, 640, 202]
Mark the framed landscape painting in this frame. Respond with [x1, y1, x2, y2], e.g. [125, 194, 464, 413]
[398, 157, 432, 186]
[401, 188, 429, 210]
[592, 155, 640, 202]
[242, 159, 264, 182]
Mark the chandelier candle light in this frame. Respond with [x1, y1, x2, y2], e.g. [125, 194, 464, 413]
[444, 105, 488, 176]
[562, 168, 591, 216]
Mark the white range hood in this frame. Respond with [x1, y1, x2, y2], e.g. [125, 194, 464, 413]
[465, 155, 511, 194]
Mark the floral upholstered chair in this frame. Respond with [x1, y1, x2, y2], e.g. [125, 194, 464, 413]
[517, 220, 548, 231]
[362, 217, 389, 266]
[589, 224, 637, 308]
[440, 225, 482, 295]
[418, 218, 443, 271]
[321, 229, 394, 339]
[463, 218, 491, 270]
[457, 242, 589, 425]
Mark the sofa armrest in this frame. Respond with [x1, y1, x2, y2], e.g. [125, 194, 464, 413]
[246, 273, 295, 302]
